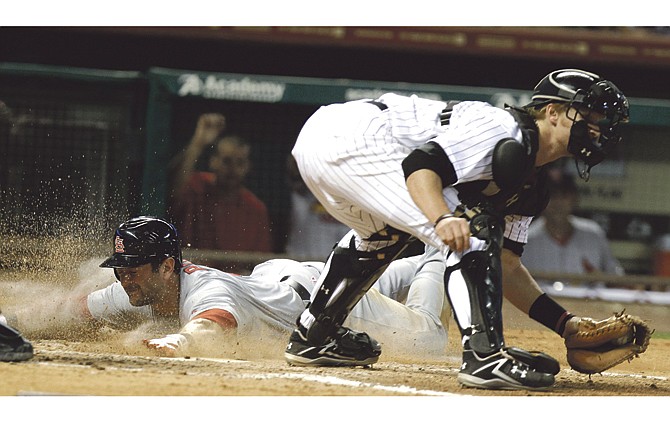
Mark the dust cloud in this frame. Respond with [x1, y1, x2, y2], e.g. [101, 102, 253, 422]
[0, 257, 115, 338]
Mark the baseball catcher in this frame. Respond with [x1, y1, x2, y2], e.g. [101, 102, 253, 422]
[283, 67, 638, 392]
[562, 311, 653, 374]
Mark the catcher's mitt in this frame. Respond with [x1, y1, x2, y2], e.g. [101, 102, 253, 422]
[564, 311, 653, 375]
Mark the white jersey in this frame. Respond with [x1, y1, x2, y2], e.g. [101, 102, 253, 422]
[87, 253, 448, 356]
[522, 216, 624, 276]
[291, 93, 531, 255]
[285, 190, 351, 260]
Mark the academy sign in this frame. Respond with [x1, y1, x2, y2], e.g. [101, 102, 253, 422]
[177, 74, 286, 102]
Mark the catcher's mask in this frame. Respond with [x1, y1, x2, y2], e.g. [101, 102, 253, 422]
[526, 69, 629, 180]
[100, 216, 183, 277]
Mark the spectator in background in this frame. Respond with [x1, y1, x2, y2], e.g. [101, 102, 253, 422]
[284, 155, 350, 260]
[522, 169, 624, 277]
[169, 113, 272, 253]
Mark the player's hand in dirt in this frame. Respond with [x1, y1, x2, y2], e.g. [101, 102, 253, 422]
[143, 334, 188, 357]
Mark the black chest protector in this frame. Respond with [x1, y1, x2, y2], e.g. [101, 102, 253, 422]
[454, 107, 550, 217]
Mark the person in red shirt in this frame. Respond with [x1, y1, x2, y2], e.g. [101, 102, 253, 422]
[170, 113, 272, 253]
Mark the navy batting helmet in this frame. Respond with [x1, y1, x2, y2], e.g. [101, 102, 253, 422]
[527, 69, 629, 179]
[99, 216, 182, 270]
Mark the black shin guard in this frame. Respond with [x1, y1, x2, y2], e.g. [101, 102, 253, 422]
[445, 209, 506, 356]
[306, 229, 414, 345]
[458, 249, 504, 355]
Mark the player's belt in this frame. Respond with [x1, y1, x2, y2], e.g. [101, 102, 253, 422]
[281, 276, 311, 301]
[366, 100, 388, 111]
[440, 100, 460, 126]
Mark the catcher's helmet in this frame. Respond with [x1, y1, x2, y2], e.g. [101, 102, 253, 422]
[527, 69, 629, 179]
[99, 216, 182, 271]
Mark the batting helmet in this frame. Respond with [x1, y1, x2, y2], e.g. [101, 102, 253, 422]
[527, 69, 629, 178]
[99, 216, 182, 271]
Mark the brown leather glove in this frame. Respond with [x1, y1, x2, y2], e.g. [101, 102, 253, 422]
[563, 311, 653, 375]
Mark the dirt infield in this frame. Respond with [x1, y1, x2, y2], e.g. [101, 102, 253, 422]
[1, 261, 669, 438]
[2, 315, 669, 439]
[1, 297, 668, 397]
[2, 328, 668, 397]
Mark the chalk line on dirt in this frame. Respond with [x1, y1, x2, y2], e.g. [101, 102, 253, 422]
[244, 372, 463, 396]
[28, 348, 669, 396]
[31, 349, 463, 396]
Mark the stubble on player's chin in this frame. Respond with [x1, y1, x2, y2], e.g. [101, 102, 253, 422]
[126, 289, 150, 307]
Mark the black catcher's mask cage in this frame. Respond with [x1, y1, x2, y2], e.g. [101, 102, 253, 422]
[526, 69, 630, 181]
[566, 80, 630, 180]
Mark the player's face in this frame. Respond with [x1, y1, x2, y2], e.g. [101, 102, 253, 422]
[543, 191, 577, 223]
[209, 139, 250, 190]
[551, 106, 604, 161]
[566, 107, 605, 145]
[116, 263, 166, 307]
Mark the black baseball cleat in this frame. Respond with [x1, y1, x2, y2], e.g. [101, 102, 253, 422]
[0, 321, 34, 362]
[505, 346, 560, 375]
[285, 324, 381, 367]
[458, 348, 555, 391]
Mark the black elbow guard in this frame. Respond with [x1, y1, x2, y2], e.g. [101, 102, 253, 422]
[492, 138, 535, 192]
[402, 142, 457, 187]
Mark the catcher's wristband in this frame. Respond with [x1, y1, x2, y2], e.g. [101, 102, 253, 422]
[556, 311, 575, 336]
[434, 213, 454, 227]
[528, 293, 573, 335]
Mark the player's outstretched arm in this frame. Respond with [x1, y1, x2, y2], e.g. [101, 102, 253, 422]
[501, 248, 653, 373]
[143, 309, 237, 357]
[502, 249, 577, 336]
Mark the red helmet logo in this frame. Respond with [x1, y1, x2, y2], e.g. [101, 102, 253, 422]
[114, 236, 125, 254]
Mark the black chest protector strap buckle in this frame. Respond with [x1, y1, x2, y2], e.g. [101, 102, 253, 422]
[439, 101, 462, 126]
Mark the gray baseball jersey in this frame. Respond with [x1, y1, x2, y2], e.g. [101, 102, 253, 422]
[87, 260, 312, 338]
[86, 252, 447, 354]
